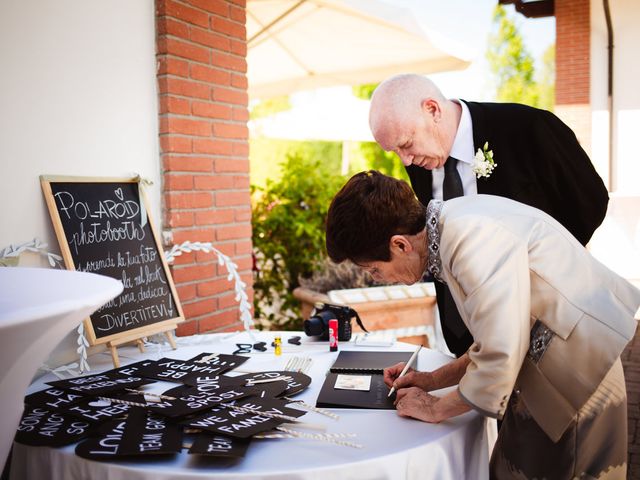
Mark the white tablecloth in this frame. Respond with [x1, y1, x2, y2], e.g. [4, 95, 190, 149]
[0, 267, 122, 470]
[10, 331, 496, 480]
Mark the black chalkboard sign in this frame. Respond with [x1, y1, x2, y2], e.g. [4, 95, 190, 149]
[41, 176, 184, 350]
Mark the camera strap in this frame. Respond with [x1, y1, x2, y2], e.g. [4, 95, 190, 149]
[352, 310, 369, 334]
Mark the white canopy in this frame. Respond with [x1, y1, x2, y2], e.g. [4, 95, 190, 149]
[247, 0, 471, 98]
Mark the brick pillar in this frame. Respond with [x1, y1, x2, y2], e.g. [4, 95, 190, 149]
[554, 0, 592, 155]
[156, 0, 252, 336]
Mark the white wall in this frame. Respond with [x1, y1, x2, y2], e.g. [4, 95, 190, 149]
[591, 0, 640, 194]
[0, 0, 161, 367]
[590, 0, 640, 283]
[609, 0, 640, 195]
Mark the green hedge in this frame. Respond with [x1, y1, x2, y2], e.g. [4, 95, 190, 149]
[250, 138, 407, 330]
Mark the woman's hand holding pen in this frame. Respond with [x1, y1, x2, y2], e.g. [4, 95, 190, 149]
[384, 363, 447, 423]
[383, 362, 437, 393]
[384, 354, 473, 424]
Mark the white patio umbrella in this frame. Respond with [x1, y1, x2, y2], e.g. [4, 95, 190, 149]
[247, 0, 471, 99]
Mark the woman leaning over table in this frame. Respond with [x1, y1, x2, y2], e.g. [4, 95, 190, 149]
[325, 170, 640, 479]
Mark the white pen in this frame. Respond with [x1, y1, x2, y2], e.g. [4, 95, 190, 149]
[387, 345, 422, 397]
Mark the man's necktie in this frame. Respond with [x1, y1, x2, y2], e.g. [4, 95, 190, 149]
[443, 157, 463, 200]
[438, 156, 472, 356]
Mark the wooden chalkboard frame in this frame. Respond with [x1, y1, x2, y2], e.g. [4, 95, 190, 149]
[40, 175, 184, 365]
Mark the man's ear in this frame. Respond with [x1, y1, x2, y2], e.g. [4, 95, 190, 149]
[421, 98, 440, 122]
[390, 235, 413, 254]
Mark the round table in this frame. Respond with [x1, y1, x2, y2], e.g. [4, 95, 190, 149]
[10, 331, 496, 480]
[0, 267, 122, 471]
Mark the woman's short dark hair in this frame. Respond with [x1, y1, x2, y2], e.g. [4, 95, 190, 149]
[326, 170, 426, 264]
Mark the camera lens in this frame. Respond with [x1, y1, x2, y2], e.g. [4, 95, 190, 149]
[303, 315, 326, 337]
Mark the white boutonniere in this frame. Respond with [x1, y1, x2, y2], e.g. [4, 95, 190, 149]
[472, 141, 497, 178]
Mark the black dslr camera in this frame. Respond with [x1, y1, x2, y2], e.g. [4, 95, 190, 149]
[303, 303, 368, 341]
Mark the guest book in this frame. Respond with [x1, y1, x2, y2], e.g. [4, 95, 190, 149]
[316, 350, 414, 409]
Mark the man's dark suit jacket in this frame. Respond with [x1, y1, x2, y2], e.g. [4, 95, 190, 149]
[407, 101, 609, 357]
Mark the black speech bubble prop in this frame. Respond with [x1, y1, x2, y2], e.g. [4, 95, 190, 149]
[134, 355, 247, 384]
[186, 353, 249, 371]
[46, 372, 151, 396]
[146, 384, 258, 418]
[61, 397, 133, 426]
[188, 433, 250, 457]
[232, 371, 311, 397]
[75, 409, 182, 461]
[182, 374, 246, 391]
[231, 397, 307, 420]
[182, 397, 306, 439]
[118, 408, 182, 456]
[184, 373, 289, 398]
[24, 388, 86, 412]
[181, 405, 282, 439]
[14, 406, 93, 447]
[102, 359, 157, 377]
[241, 380, 289, 398]
[75, 419, 127, 460]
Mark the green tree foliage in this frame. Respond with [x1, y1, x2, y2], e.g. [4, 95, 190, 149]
[252, 153, 345, 330]
[538, 44, 555, 111]
[350, 142, 409, 181]
[487, 5, 537, 105]
[352, 83, 378, 100]
[249, 95, 292, 121]
[487, 5, 554, 110]
[250, 138, 342, 189]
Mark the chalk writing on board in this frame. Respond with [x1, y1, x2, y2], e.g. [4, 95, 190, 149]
[47, 182, 178, 339]
[53, 189, 146, 255]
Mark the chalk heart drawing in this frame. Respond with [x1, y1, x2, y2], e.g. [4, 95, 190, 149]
[114, 187, 124, 201]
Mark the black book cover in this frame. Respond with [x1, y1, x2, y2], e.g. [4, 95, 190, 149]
[315, 372, 397, 410]
[329, 351, 413, 374]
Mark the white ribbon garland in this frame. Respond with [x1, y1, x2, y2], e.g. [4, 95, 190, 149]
[3, 236, 253, 375]
[68, 240, 253, 372]
[0, 238, 62, 268]
[0, 239, 80, 378]
[164, 241, 255, 332]
[75, 322, 90, 372]
[39, 362, 82, 380]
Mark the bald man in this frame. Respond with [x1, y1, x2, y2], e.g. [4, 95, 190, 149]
[369, 74, 609, 358]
